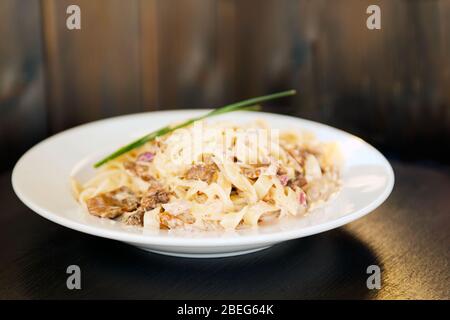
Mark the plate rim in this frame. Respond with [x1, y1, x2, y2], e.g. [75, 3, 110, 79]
[12, 110, 395, 248]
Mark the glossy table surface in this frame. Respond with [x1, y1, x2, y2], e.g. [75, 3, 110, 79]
[0, 160, 449, 299]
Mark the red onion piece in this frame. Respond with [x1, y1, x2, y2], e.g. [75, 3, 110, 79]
[137, 152, 155, 162]
[278, 175, 289, 186]
[299, 192, 307, 206]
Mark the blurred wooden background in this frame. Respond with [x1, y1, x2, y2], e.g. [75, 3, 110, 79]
[1, 0, 449, 171]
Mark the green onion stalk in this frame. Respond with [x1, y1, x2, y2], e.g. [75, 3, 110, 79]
[94, 89, 296, 168]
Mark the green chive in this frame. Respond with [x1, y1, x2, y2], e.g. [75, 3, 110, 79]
[94, 89, 296, 168]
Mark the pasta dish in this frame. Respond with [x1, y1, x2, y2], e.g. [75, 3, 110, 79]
[72, 119, 341, 231]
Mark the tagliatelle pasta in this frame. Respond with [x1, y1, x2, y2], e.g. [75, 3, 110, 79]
[72, 119, 342, 231]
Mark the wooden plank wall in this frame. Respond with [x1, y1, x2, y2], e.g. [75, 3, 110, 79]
[41, 0, 142, 131]
[0, 0, 46, 171]
[0, 0, 449, 170]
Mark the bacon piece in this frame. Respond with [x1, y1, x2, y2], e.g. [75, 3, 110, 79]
[86, 186, 139, 219]
[124, 161, 153, 181]
[185, 163, 218, 183]
[278, 174, 289, 186]
[299, 191, 307, 206]
[123, 208, 145, 226]
[140, 183, 170, 210]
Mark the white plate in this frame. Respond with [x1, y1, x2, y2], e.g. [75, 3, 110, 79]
[12, 110, 394, 258]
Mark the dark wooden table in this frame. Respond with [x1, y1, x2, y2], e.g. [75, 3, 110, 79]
[0, 160, 449, 299]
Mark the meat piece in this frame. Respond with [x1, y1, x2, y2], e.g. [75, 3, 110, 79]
[242, 167, 262, 179]
[140, 183, 170, 210]
[86, 186, 139, 219]
[185, 163, 218, 183]
[288, 171, 308, 189]
[159, 211, 194, 229]
[124, 161, 153, 181]
[123, 208, 145, 226]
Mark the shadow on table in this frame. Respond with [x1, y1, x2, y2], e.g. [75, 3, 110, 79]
[26, 227, 380, 299]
